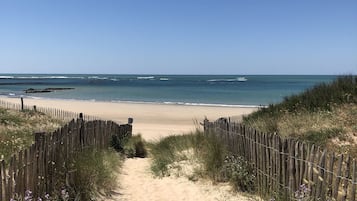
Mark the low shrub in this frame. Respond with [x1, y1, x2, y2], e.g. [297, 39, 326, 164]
[220, 155, 256, 192]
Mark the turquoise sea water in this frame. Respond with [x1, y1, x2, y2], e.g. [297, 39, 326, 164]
[0, 74, 336, 107]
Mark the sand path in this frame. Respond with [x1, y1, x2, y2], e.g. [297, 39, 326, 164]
[106, 158, 257, 201]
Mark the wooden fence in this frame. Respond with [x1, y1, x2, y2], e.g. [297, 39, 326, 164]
[0, 99, 100, 122]
[204, 119, 357, 201]
[0, 118, 132, 200]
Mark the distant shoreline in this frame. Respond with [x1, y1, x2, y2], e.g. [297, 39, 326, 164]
[0, 95, 264, 108]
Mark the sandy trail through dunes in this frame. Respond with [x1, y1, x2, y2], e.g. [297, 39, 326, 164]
[106, 158, 258, 201]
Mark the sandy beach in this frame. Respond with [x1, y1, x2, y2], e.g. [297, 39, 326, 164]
[0, 97, 257, 141]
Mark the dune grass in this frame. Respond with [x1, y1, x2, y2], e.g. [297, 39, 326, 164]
[148, 130, 256, 193]
[68, 148, 123, 200]
[0, 107, 64, 162]
[243, 75, 357, 157]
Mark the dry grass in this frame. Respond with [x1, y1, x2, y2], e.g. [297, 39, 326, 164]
[0, 107, 64, 161]
[244, 103, 357, 157]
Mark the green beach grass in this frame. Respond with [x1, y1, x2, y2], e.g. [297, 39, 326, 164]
[148, 130, 256, 193]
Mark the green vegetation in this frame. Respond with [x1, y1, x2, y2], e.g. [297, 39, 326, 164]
[243, 75, 357, 157]
[0, 107, 64, 161]
[10, 148, 123, 201]
[0, 106, 127, 200]
[111, 134, 148, 158]
[149, 131, 256, 193]
[68, 148, 123, 200]
[123, 134, 147, 158]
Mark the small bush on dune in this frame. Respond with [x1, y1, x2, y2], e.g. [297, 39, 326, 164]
[220, 155, 256, 192]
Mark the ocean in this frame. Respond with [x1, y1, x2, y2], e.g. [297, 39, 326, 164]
[0, 74, 336, 107]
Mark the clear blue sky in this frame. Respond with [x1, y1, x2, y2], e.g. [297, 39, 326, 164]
[0, 0, 356, 75]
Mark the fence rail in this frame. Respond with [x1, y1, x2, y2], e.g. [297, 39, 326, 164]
[0, 118, 132, 200]
[204, 119, 357, 201]
[0, 98, 101, 122]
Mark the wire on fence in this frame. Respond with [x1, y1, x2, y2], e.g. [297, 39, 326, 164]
[204, 119, 357, 201]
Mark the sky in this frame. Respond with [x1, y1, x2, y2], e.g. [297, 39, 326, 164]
[0, 0, 356, 75]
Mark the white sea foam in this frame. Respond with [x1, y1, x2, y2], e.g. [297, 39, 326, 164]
[0, 76, 15, 79]
[137, 76, 155, 80]
[88, 76, 108, 80]
[14, 76, 85, 79]
[207, 77, 247, 82]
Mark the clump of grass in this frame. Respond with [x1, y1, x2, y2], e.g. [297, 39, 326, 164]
[148, 131, 207, 177]
[299, 128, 343, 146]
[69, 148, 123, 200]
[201, 133, 227, 180]
[149, 131, 256, 193]
[149, 135, 185, 176]
[111, 134, 148, 158]
[123, 134, 147, 158]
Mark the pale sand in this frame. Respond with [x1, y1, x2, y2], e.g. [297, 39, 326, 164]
[0, 97, 257, 141]
[106, 158, 258, 201]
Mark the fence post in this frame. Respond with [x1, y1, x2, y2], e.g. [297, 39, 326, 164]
[33, 105, 37, 112]
[34, 132, 46, 197]
[128, 117, 133, 125]
[21, 97, 24, 111]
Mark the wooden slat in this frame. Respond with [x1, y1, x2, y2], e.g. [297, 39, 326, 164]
[351, 159, 356, 201]
[342, 156, 351, 201]
[17, 150, 23, 197]
[1, 160, 5, 201]
[333, 154, 344, 199]
[316, 150, 326, 199]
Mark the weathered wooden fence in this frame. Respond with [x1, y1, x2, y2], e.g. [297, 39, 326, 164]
[204, 119, 357, 201]
[0, 118, 132, 200]
[0, 99, 100, 122]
